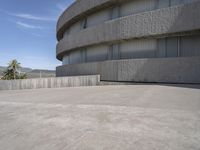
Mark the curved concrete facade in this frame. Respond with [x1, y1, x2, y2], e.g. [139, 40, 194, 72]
[56, 0, 200, 83]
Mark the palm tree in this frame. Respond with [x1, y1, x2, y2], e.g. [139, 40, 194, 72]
[8, 59, 21, 80]
[2, 69, 14, 80]
[2, 59, 27, 80]
[18, 73, 27, 79]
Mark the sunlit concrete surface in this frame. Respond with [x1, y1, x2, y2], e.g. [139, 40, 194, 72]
[0, 84, 200, 150]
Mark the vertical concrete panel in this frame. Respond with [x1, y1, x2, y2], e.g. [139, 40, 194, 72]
[180, 34, 200, 57]
[171, 0, 182, 6]
[68, 21, 81, 35]
[170, 0, 199, 6]
[108, 44, 120, 60]
[166, 37, 178, 57]
[108, 46, 113, 60]
[120, 39, 157, 59]
[111, 6, 120, 19]
[81, 49, 87, 63]
[158, 0, 170, 8]
[63, 55, 70, 65]
[112, 44, 120, 60]
[120, 0, 157, 17]
[69, 50, 82, 64]
[86, 45, 108, 62]
[157, 38, 166, 57]
[80, 18, 87, 29]
[63, 29, 70, 38]
[63, 48, 87, 65]
[87, 8, 110, 27]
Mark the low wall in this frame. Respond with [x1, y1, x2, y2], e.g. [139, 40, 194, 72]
[56, 57, 200, 84]
[0, 75, 100, 90]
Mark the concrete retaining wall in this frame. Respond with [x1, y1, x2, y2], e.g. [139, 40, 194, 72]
[57, 57, 200, 84]
[0, 75, 100, 91]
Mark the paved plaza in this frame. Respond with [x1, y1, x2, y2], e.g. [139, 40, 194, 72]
[0, 84, 200, 150]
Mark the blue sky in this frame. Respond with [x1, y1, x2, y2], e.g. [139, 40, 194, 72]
[0, 0, 74, 70]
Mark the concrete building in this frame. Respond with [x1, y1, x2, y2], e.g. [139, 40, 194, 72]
[56, 0, 200, 83]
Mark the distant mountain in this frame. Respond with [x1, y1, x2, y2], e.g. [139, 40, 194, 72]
[0, 70, 3, 76]
[0, 66, 32, 73]
[20, 67, 33, 73]
[27, 69, 55, 78]
[0, 66, 6, 76]
[30, 69, 55, 74]
[0, 66, 55, 78]
[0, 66, 6, 71]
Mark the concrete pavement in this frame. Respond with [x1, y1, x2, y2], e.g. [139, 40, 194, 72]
[0, 85, 200, 150]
